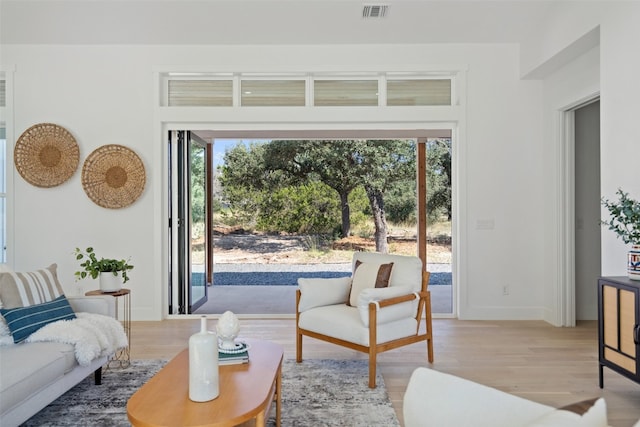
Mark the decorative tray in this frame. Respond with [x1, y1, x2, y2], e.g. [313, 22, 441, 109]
[218, 341, 251, 354]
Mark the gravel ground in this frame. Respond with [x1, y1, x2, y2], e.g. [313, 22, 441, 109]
[208, 262, 452, 286]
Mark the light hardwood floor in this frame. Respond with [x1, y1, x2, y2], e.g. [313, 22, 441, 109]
[130, 319, 640, 427]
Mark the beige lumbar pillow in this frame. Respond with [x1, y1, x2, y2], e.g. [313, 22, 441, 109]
[348, 260, 394, 306]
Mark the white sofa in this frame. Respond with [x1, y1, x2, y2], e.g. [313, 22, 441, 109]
[0, 295, 115, 427]
[403, 367, 615, 427]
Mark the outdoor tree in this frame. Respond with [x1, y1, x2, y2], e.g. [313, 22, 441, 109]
[218, 142, 269, 225]
[263, 140, 371, 238]
[263, 139, 416, 252]
[219, 142, 340, 232]
[426, 138, 452, 221]
[355, 140, 416, 253]
[219, 138, 448, 253]
[190, 144, 206, 224]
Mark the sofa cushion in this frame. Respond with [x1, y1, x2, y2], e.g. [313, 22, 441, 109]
[0, 341, 75, 415]
[0, 263, 65, 309]
[0, 295, 76, 343]
[403, 368, 554, 427]
[348, 261, 393, 306]
[525, 397, 608, 427]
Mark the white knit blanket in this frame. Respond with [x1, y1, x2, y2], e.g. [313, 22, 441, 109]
[26, 312, 128, 366]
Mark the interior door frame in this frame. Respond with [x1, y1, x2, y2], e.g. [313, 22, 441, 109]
[162, 125, 461, 320]
[185, 130, 456, 318]
[557, 93, 600, 327]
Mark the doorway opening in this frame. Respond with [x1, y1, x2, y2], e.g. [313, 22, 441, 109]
[557, 95, 601, 326]
[574, 99, 601, 321]
[168, 133, 453, 316]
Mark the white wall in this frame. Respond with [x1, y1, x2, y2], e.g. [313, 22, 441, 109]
[599, 4, 640, 274]
[521, 2, 640, 325]
[538, 46, 600, 325]
[2, 42, 548, 320]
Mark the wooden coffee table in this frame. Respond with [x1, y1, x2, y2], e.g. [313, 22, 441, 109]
[127, 338, 283, 427]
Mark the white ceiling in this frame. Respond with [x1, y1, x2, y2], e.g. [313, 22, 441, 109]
[0, 0, 558, 45]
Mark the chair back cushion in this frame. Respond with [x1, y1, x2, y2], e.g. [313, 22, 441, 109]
[348, 260, 394, 306]
[352, 252, 423, 292]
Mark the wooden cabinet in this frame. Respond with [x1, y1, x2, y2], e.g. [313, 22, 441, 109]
[598, 277, 640, 387]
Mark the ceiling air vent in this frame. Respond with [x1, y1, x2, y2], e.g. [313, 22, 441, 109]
[362, 5, 388, 19]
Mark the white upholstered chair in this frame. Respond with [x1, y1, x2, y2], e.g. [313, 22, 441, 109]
[296, 251, 433, 388]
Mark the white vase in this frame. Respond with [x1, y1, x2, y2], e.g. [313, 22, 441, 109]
[99, 272, 123, 292]
[189, 316, 219, 402]
[628, 244, 640, 281]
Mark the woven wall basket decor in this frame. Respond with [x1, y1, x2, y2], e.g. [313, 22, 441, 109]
[82, 144, 146, 209]
[14, 123, 80, 188]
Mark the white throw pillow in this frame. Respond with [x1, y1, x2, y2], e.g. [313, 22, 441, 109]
[297, 276, 351, 312]
[348, 261, 394, 306]
[526, 398, 608, 427]
[357, 285, 417, 327]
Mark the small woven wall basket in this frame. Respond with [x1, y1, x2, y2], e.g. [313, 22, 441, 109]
[81, 144, 146, 209]
[14, 123, 80, 188]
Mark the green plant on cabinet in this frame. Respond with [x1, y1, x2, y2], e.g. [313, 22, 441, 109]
[601, 189, 640, 245]
[74, 247, 134, 284]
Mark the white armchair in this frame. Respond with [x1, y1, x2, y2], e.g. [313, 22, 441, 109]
[296, 252, 433, 388]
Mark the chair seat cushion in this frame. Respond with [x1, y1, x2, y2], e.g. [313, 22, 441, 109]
[298, 304, 418, 346]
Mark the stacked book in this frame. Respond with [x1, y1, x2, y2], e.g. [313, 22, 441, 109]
[218, 343, 250, 365]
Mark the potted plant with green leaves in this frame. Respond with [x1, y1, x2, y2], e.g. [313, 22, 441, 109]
[74, 247, 134, 292]
[601, 189, 640, 280]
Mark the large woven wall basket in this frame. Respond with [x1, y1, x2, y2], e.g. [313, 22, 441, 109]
[14, 123, 80, 188]
[82, 144, 146, 209]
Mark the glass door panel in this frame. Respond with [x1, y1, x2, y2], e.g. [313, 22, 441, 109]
[189, 137, 208, 311]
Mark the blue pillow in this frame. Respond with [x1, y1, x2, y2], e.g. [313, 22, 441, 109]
[0, 295, 76, 343]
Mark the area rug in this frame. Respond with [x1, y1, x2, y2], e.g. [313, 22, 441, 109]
[21, 358, 400, 427]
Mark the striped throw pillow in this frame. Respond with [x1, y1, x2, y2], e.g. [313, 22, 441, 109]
[0, 264, 65, 309]
[0, 295, 76, 343]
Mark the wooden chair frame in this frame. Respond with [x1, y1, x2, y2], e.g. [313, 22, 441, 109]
[296, 271, 434, 388]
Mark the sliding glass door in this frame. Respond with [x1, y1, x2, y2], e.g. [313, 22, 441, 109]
[170, 131, 210, 313]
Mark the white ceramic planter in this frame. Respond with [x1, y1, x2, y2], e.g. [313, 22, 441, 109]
[100, 271, 123, 292]
[628, 244, 640, 281]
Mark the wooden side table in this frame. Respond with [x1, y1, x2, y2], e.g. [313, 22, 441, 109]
[86, 288, 131, 369]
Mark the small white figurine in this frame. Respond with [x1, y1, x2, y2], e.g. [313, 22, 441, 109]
[216, 311, 240, 350]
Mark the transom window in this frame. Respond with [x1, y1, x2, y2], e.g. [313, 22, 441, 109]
[163, 72, 455, 108]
